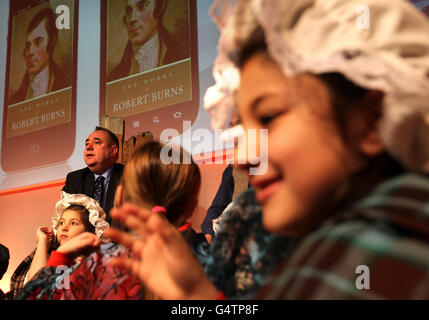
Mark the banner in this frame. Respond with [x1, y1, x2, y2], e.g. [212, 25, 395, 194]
[2, 0, 78, 172]
[100, 0, 199, 140]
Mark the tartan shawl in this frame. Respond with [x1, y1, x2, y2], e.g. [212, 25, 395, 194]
[257, 173, 429, 299]
[8, 249, 36, 299]
[17, 244, 145, 300]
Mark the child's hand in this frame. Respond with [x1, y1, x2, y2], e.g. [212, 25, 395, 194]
[36, 227, 54, 245]
[104, 203, 218, 300]
[57, 232, 101, 258]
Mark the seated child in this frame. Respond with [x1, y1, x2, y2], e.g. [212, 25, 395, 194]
[18, 141, 204, 300]
[9, 192, 108, 299]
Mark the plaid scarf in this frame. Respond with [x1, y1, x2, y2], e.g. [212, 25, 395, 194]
[257, 173, 429, 299]
[8, 249, 36, 299]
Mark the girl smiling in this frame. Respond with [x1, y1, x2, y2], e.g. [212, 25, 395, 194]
[105, 0, 429, 299]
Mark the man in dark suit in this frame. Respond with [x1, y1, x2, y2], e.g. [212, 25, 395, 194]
[62, 127, 124, 221]
[107, 0, 189, 82]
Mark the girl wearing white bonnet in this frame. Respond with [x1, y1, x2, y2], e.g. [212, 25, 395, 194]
[25, 192, 109, 285]
[103, 0, 429, 300]
[52, 191, 110, 241]
[91, 0, 429, 299]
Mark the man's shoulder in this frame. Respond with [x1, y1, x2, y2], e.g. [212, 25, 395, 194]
[112, 162, 124, 170]
[67, 163, 123, 178]
[111, 162, 124, 176]
[65, 167, 92, 180]
[67, 166, 91, 175]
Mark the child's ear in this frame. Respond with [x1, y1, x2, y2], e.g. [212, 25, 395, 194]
[357, 90, 385, 157]
[359, 130, 384, 156]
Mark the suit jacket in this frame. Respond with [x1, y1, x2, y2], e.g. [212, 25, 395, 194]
[107, 26, 189, 82]
[200, 165, 234, 236]
[62, 163, 124, 221]
[9, 61, 69, 105]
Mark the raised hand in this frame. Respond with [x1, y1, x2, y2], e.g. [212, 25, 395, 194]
[103, 203, 218, 300]
[28, 227, 56, 282]
[57, 232, 101, 259]
[36, 226, 54, 245]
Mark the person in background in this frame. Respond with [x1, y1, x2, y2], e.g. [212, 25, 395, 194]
[9, 7, 68, 105]
[18, 141, 205, 300]
[197, 186, 292, 299]
[200, 164, 234, 243]
[0, 244, 10, 300]
[201, 116, 249, 244]
[26, 192, 109, 282]
[107, 0, 189, 82]
[63, 126, 124, 221]
[104, 0, 429, 300]
[9, 192, 108, 299]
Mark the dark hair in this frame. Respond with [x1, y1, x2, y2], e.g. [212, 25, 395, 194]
[121, 140, 201, 226]
[27, 7, 58, 55]
[316, 72, 370, 140]
[153, 0, 167, 21]
[123, 0, 167, 25]
[316, 72, 404, 206]
[95, 126, 120, 148]
[237, 27, 267, 69]
[63, 204, 96, 234]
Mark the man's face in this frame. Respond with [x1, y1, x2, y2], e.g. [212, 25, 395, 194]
[24, 19, 50, 76]
[125, 0, 158, 47]
[84, 130, 118, 174]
